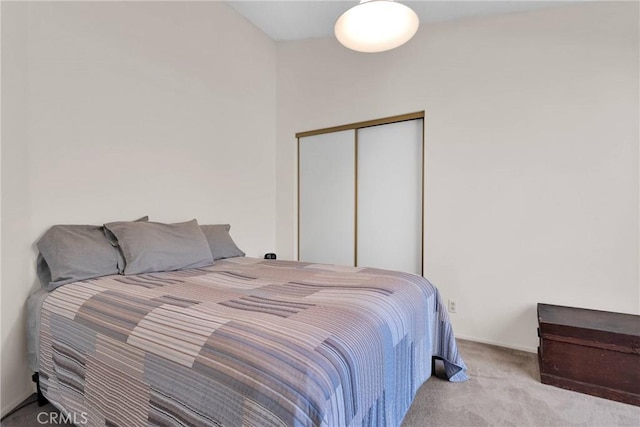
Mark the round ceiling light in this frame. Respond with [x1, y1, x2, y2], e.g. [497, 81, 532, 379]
[334, 0, 420, 53]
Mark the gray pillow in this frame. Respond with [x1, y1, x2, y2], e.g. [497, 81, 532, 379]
[37, 224, 119, 291]
[103, 219, 214, 275]
[200, 224, 245, 260]
[103, 215, 149, 273]
[104, 215, 149, 246]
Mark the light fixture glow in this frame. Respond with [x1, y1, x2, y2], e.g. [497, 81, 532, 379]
[335, 0, 419, 53]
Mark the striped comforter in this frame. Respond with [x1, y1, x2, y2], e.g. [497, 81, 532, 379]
[38, 257, 467, 427]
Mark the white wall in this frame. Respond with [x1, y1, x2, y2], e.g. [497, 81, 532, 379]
[1, 1, 276, 414]
[276, 2, 639, 352]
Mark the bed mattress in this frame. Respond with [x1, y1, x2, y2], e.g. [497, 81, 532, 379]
[30, 257, 467, 426]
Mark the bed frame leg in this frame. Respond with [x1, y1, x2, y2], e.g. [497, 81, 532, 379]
[431, 356, 445, 379]
[32, 373, 48, 406]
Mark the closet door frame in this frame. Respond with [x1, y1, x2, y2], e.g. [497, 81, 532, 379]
[296, 111, 425, 275]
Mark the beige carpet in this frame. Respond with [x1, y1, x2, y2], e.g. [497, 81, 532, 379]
[402, 339, 640, 427]
[3, 339, 638, 426]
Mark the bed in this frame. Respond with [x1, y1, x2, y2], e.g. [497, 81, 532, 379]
[27, 219, 467, 427]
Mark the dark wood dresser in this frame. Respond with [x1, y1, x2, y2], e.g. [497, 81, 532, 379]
[537, 303, 640, 406]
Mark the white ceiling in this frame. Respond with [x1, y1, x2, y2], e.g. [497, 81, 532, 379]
[226, 0, 580, 42]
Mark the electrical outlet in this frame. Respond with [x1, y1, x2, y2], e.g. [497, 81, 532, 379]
[447, 299, 456, 313]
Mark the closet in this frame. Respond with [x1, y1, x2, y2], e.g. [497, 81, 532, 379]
[297, 112, 423, 275]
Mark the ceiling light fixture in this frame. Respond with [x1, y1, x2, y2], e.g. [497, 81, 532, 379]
[335, 0, 420, 53]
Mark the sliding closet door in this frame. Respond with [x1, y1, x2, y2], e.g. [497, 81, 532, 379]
[357, 119, 423, 274]
[298, 130, 355, 265]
